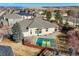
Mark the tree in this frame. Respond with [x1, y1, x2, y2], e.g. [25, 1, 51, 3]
[64, 19, 69, 27]
[54, 10, 63, 26]
[56, 33, 68, 50]
[46, 11, 52, 21]
[66, 10, 73, 16]
[12, 22, 23, 43]
[66, 10, 76, 17]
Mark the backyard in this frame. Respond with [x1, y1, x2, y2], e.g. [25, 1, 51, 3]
[0, 38, 41, 56]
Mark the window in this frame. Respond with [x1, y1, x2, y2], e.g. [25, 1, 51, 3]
[30, 30, 32, 34]
[6, 18, 8, 21]
[26, 27, 29, 30]
[39, 29, 41, 33]
[46, 28, 48, 32]
[35, 29, 41, 35]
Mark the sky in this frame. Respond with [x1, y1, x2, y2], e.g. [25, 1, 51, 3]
[0, 3, 79, 7]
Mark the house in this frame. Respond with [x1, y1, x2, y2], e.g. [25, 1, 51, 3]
[0, 16, 10, 27]
[17, 10, 34, 20]
[0, 45, 14, 56]
[3, 13, 23, 26]
[62, 16, 79, 27]
[2, 10, 34, 27]
[38, 10, 44, 15]
[12, 16, 59, 43]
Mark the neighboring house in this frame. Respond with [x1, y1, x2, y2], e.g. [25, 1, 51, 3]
[2, 10, 34, 27]
[3, 13, 23, 26]
[0, 45, 14, 56]
[0, 17, 8, 27]
[38, 10, 44, 15]
[17, 10, 34, 20]
[12, 16, 59, 42]
[62, 16, 79, 26]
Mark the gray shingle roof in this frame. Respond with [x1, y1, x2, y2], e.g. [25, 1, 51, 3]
[4, 13, 22, 19]
[0, 45, 14, 56]
[29, 17, 58, 28]
[63, 16, 79, 24]
[18, 19, 33, 32]
[18, 17, 58, 32]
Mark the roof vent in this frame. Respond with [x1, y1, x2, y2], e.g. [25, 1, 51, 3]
[26, 27, 29, 30]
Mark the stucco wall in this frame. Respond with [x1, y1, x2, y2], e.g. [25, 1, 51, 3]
[22, 16, 33, 19]
[22, 28, 56, 37]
